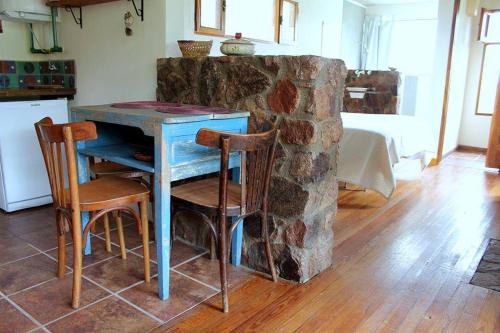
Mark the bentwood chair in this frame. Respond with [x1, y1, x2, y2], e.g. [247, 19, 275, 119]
[35, 117, 151, 309]
[171, 126, 279, 312]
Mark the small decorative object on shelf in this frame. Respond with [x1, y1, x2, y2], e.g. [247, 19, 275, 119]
[124, 11, 134, 36]
[177, 40, 213, 58]
[346, 87, 369, 99]
[220, 33, 255, 56]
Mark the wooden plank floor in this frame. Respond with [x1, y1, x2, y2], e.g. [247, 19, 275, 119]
[155, 152, 500, 333]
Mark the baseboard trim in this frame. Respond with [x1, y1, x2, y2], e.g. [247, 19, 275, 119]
[456, 145, 487, 154]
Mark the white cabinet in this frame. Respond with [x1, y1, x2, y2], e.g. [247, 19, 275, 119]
[0, 99, 68, 212]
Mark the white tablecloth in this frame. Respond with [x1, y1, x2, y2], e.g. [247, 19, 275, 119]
[337, 113, 427, 198]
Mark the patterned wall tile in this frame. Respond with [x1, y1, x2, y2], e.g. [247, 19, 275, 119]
[0, 60, 76, 90]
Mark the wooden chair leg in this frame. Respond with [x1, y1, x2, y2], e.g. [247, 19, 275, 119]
[103, 213, 112, 253]
[140, 199, 151, 283]
[262, 213, 278, 282]
[71, 216, 83, 309]
[136, 203, 143, 235]
[115, 212, 127, 259]
[90, 212, 97, 234]
[149, 173, 156, 241]
[57, 213, 66, 278]
[210, 233, 216, 260]
[218, 215, 229, 313]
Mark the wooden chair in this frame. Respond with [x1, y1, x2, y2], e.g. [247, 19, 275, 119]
[34, 117, 150, 309]
[171, 127, 279, 313]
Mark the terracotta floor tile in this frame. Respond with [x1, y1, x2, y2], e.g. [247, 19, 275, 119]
[0, 254, 57, 295]
[0, 234, 38, 265]
[11, 275, 110, 324]
[0, 208, 53, 235]
[17, 227, 68, 251]
[46, 236, 119, 269]
[120, 271, 216, 322]
[132, 240, 206, 266]
[47, 297, 160, 333]
[174, 255, 253, 290]
[107, 223, 149, 250]
[83, 254, 157, 292]
[0, 299, 38, 333]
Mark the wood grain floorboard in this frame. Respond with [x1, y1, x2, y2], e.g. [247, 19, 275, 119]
[155, 154, 500, 333]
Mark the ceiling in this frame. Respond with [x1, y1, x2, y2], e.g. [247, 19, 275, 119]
[355, 0, 436, 5]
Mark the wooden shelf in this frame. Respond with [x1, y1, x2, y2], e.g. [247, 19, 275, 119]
[46, 0, 120, 7]
[78, 144, 155, 173]
[46, 0, 143, 28]
[0, 88, 76, 100]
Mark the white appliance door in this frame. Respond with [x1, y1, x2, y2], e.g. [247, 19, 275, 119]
[0, 99, 68, 210]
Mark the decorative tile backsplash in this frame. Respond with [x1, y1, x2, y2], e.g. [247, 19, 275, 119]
[0, 60, 76, 89]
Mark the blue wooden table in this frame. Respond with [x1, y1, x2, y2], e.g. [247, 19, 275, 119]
[71, 104, 249, 300]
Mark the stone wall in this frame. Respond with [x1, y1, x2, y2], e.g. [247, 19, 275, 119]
[157, 55, 346, 282]
[344, 69, 400, 114]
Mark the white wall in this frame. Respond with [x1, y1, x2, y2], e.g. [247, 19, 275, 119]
[0, 20, 50, 60]
[165, 0, 344, 58]
[458, 0, 500, 148]
[52, 0, 167, 106]
[365, 1, 438, 18]
[2, 0, 344, 106]
[441, 1, 473, 155]
[341, 0, 365, 69]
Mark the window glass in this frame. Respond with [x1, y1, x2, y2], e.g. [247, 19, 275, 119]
[480, 10, 500, 43]
[225, 0, 277, 41]
[280, 0, 298, 44]
[200, 0, 224, 30]
[477, 44, 500, 115]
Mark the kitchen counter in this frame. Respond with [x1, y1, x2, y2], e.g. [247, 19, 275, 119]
[0, 88, 76, 100]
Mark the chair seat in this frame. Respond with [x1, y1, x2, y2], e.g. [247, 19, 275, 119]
[171, 178, 241, 216]
[90, 161, 150, 178]
[65, 177, 149, 211]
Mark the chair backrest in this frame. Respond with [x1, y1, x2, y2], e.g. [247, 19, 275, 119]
[34, 117, 97, 213]
[196, 126, 279, 216]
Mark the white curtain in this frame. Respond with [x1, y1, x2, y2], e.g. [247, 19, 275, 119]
[361, 16, 394, 70]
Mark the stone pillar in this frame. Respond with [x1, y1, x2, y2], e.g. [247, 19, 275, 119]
[157, 55, 346, 282]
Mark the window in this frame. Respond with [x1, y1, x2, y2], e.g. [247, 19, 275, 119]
[279, 0, 299, 45]
[478, 9, 500, 43]
[476, 44, 500, 115]
[195, 0, 297, 43]
[195, 0, 225, 36]
[476, 7, 500, 116]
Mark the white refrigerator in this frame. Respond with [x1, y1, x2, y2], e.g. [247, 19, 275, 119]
[0, 99, 69, 212]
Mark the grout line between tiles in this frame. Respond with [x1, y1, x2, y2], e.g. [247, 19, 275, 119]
[81, 275, 165, 324]
[37, 295, 114, 330]
[0, 252, 42, 268]
[115, 273, 160, 295]
[7, 277, 59, 297]
[171, 268, 220, 292]
[0, 290, 50, 333]
[160, 289, 220, 328]
[171, 251, 209, 269]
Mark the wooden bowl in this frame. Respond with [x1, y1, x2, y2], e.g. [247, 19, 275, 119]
[177, 40, 212, 58]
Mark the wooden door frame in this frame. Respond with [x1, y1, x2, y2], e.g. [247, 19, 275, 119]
[432, 0, 461, 165]
[485, 77, 500, 168]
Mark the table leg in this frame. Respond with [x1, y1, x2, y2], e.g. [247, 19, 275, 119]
[155, 124, 171, 300]
[231, 166, 243, 266]
[76, 146, 91, 256]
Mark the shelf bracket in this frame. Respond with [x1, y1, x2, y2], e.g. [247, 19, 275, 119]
[129, 0, 144, 21]
[65, 6, 82, 29]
